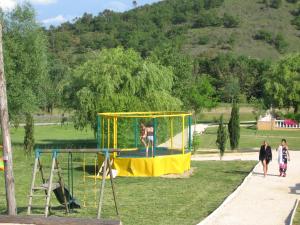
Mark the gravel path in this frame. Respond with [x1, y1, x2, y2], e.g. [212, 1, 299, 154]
[197, 151, 300, 225]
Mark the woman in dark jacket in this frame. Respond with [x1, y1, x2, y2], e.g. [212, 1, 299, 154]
[259, 141, 272, 177]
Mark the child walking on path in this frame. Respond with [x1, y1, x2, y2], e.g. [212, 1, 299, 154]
[277, 139, 290, 177]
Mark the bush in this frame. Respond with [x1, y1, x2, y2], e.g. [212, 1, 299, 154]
[204, 0, 224, 9]
[270, 0, 282, 8]
[192, 133, 201, 154]
[198, 35, 209, 45]
[254, 30, 273, 43]
[292, 16, 300, 29]
[254, 30, 288, 53]
[286, 0, 298, 3]
[223, 13, 239, 28]
[193, 12, 222, 28]
[274, 34, 288, 53]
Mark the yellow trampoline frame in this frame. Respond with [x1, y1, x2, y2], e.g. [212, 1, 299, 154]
[96, 112, 192, 177]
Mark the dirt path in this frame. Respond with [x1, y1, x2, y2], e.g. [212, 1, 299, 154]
[197, 151, 300, 225]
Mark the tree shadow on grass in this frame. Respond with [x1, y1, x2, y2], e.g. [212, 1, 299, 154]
[222, 170, 249, 175]
[34, 139, 97, 149]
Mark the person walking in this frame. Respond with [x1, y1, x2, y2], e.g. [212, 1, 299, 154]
[259, 141, 272, 177]
[277, 139, 290, 177]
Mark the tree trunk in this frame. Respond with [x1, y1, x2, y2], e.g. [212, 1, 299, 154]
[294, 104, 299, 114]
[0, 23, 17, 215]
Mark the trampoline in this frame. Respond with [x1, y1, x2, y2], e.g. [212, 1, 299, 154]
[97, 112, 192, 177]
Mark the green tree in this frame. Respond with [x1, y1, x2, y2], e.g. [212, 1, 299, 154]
[228, 101, 240, 150]
[3, 3, 49, 121]
[63, 47, 181, 131]
[216, 114, 228, 159]
[223, 13, 239, 28]
[264, 54, 300, 113]
[250, 97, 266, 132]
[186, 75, 217, 125]
[223, 76, 240, 103]
[24, 113, 34, 154]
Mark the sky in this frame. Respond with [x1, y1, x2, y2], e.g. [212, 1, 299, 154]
[0, 0, 161, 26]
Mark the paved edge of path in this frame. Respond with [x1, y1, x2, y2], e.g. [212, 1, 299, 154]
[197, 162, 260, 225]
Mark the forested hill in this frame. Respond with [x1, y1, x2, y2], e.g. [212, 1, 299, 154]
[48, 0, 300, 66]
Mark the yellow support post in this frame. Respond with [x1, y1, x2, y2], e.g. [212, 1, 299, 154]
[182, 116, 185, 154]
[107, 118, 110, 149]
[83, 153, 86, 208]
[170, 118, 173, 149]
[113, 117, 116, 158]
[102, 118, 104, 148]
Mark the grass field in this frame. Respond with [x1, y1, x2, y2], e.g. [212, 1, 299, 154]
[293, 201, 300, 225]
[0, 150, 256, 225]
[197, 126, 300, 151]
[0, 124, 258, 224]
[197, 105, 256, 123]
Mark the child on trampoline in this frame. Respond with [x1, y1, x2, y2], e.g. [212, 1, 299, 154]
[140, 123, 154, 157]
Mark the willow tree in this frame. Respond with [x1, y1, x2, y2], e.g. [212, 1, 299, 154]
[63, 47, 182, 131]
[264, 54, 300, 113]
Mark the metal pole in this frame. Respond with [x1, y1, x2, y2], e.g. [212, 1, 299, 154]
[153, 118, 157, 157]
[107, 118, 110, 149]
[182, 116, 185, 154]
[170, 118, 173, 149]
[134, 118, 138, 148]
[97, 115, 101, 149]
[188, 115, 192, 152]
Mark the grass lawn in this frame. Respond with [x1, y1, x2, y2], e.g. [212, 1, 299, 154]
[0, 125, 257, 225]
[293, 201, 300, 225]
[0, 155, 256, 225]
[197, 126, 300, 151]
[197, 105, 256, 123]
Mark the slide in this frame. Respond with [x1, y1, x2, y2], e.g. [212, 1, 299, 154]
[53, 186, 80, 209]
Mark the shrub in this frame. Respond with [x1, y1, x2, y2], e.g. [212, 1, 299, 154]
[273, 34, 288, 53]
[254, 30, 288, 53]
[192, 133, 201, 154]
[204, 0, 224, 9]
[193, 12, 222, 28]
[198, 35, 209, 45]
[223, 13, 239, 28]
[292, 16, 300, 29]
[286, 0, 298, 3]
[270, 0, 282, 8]
[254, 30, 273, 43]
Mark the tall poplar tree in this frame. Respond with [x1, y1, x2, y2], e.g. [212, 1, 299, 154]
[228, 101, 240, 150]
[216, 114, 228, 159]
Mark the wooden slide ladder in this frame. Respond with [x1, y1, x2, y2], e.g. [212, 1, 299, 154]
[27, 150, 69, 217]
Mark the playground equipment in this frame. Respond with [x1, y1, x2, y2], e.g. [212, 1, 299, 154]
[97, 111, 192, 176]
[0, 146, 3, 171]
[27, 148, 119, 219]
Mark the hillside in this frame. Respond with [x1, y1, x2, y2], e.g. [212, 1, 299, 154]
[183, 0, 300, 59]
[48, 0, 300, 65]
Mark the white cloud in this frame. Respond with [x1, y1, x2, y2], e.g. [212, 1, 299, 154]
[29, 0, 57, 5]
[105, 1, 129, 12]
[0, 0, 17, 11]
[42, 14, 66, 24]
[0, 0, 57, 11]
